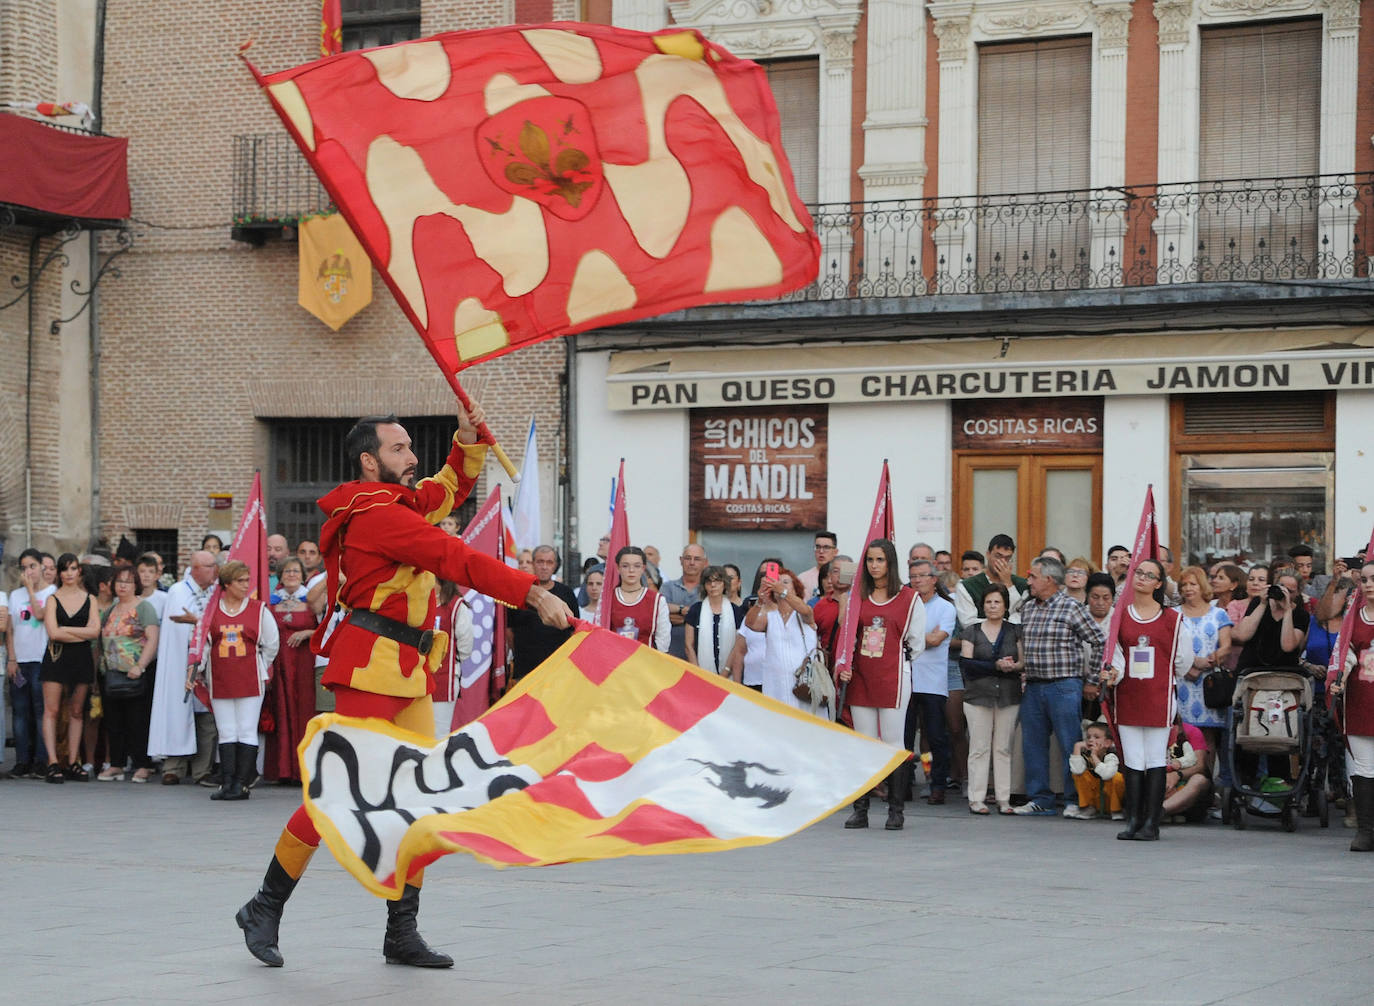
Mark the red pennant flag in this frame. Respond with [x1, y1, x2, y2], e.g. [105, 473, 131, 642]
[451, 486, 509, 730]
[247, 23, 819, 377]
[832, 462, 895, 681]
[598, 460, 630, 631]
[1328, 523, 1374, 703]
[320, 1, 342, 57]
[1098, 485, 1160, 740]
[187, 472, 270, 706]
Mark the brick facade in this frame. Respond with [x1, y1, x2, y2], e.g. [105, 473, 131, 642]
[82, 1, 566, 572]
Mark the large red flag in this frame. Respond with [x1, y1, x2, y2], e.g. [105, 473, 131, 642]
[1328, 524, 1374, 709]
[451, 486, 508, 729]
[832, 462, 895, 682]
[246, 23, 819, 375]
[186, 472, 270, 706]
[598, 460, 630, 631]
[1099, 485, 1160, 739]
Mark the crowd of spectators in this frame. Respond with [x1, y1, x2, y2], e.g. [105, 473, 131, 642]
[4, 521, 1368, 851]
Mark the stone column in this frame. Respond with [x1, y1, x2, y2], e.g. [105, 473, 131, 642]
[931, 8, 974, 292]
[858, 0, 928, 292]
[1090, 1, 1133, 284]
[817, 20, 857, 295]
[1153, 0, 1197, 282]
[1319, 1, 1360, 277]
[613, 0, 667, 32]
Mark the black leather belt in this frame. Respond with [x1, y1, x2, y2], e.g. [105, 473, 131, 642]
[346, 608, 434, 655]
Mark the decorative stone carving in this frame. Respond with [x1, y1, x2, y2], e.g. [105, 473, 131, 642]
[980, 4, 1088, 35]
[676, 0, 843, 24]
[1094, 2, 1134, 48]
[822, 27, 856, 66]
[1322, 0, 1360, 31]
[1200, 0, 1314, 15]
[933, 16, 971, 61]
[715, 26, 816, 56]
[1153, 0, 1193, 46]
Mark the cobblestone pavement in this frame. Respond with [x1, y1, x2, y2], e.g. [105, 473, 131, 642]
[3, 775, 1372, 1005]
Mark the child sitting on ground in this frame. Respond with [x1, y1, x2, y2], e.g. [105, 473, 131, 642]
[1163, 715, 1211, 823]
[1065, 721, 1124, 820]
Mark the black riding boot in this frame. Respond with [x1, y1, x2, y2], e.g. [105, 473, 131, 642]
[1351, 776, 1374, 852]
[844, 794, 870, 829]
[383, 885, 454, 967]
[1116, 768, 1143, 841]
[235, 856, 299, 967]
[224, 744, 256, 801]
[885, 765, 907, 830]
[1134, 767, 1167, 841]
[210, 743, 237, 800]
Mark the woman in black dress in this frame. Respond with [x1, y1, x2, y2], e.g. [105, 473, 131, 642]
[40, 553, 100, 782]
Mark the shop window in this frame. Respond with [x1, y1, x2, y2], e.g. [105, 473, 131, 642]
[267, 417, 476, 548]
[342, 0, 422, 51]
[1172, 392, 1334, 570]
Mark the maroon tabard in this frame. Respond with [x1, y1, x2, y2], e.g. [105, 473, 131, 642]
[1112, 604, 1179, 728]
[848, 587, 918, 709]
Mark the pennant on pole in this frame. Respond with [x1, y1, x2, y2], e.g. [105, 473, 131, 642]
[451, 486, 509, 730]
[832, 461, 895, 681]
[510, 417, 542, 552]
[186, 472, 270, 705]
[247, 22, 820, 373]
[298, 212, 372, 330]
[1328, 523, 1374, 693]
[598, 460, 630, 631]
[300, 623, 907, 893]
[320, 0, 342, 57]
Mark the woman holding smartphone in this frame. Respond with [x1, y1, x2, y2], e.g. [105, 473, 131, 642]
[744, 564, 816, 710]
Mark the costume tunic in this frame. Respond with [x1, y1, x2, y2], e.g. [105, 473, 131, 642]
[313, 432, 535, 701]
[207, 598, 273, 699]
[607, 587, 667, 649]
[1110, 604, 1184, 728]
[848, 586, 924, 709]
[1341, 607, 1374, 737]
[264, 600, 319, 782]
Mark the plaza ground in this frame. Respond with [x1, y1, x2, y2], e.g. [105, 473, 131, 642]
[4, 775, 1372, 1005]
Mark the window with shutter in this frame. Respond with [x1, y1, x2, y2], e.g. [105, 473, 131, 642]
[1197, 19, 1322, 276]
[342, 0, 422, 51]
[762, 59, 819, 206]
[976, 37, 1092, 281]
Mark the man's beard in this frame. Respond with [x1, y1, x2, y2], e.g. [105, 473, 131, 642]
[378, 459, 417, 488]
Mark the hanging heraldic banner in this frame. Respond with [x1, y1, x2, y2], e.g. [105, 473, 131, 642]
[689, 405, 827, 530]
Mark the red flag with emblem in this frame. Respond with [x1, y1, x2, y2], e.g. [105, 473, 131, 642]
[598, 460, 630, 631]
[186, 472, 270, 705]
[832, 462, 895, 683]
[246, 23, 819, 377]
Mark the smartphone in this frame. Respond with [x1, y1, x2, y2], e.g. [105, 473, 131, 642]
[762, 561, 780, 580]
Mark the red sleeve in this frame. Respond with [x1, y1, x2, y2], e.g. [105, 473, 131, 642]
[352, 503, 535, 608]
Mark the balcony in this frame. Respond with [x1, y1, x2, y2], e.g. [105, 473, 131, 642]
[785, 175, 1371, 303]
[231, 133, 334, 245]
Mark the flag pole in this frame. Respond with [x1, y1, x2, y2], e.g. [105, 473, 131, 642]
[443, 369, 520, 482]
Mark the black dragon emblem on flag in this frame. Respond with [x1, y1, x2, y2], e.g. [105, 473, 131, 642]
[689, 759, 791, 809]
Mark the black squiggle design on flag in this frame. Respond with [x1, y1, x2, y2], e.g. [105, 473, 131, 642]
[307, 729, 534, 873]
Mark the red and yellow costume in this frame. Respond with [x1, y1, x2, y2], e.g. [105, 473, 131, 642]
[274, 430, 535, 884]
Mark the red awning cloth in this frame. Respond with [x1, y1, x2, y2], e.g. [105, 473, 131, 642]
[0, 113, 129, 221]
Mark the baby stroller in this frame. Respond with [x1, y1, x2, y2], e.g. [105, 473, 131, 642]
[1226, 668, 1326, 832]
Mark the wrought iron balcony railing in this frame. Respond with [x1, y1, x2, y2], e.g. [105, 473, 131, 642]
[232, 132, 333, 232]
[780, 174, 1372, 303]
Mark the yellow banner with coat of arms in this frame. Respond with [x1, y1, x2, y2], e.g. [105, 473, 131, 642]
[298, 212, 371, 331]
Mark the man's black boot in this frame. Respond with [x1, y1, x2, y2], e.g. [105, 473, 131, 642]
[383, 885, 454, 967]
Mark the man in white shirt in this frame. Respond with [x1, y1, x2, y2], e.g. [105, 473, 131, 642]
[6, 548, 55, 777]
[906, 558, 957, 804]
[147, 551, 220, 785]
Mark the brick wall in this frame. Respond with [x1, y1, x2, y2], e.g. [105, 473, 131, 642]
[0, 0, 59, 104]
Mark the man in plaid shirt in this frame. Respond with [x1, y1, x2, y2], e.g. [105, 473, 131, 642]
[1014, 556, 1106, 816]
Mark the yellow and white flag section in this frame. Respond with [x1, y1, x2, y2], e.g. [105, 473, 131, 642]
[301, 623, 905, 896]
[298, 212, 372, 330]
